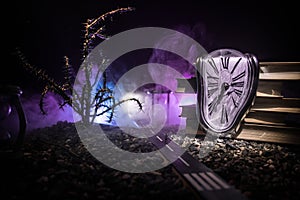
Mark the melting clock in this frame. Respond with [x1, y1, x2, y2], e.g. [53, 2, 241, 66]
[196, 49, 259, 134]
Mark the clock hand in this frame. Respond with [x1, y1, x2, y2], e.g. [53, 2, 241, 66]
[217, 82, 228, 101]
[209, 83, 229, 115]
[212, 83, 226, 111]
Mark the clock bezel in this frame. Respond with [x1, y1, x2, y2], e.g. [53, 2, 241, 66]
[196, 49, 260, 134]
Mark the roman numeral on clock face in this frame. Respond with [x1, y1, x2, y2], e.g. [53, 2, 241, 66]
[230, 57, 242, 74]
[231, 81, 244, 87]
[234, 89, 243, 97]
[206, 71, 219, 98]
[221, 57, 230, 69]
[208, 58, 219, 75]
[232, 70, 245, 82]
[208, 82, 218, 87]
[207, 71, 219, 81]
[208, 87, 218, 98]
[208, 97, 218, 115]
[231, 96, 238, 108]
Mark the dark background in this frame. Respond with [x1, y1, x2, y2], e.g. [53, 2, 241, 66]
[2, 0, 299, 93]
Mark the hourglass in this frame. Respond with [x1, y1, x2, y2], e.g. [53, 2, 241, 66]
[0, 85, 27, 149]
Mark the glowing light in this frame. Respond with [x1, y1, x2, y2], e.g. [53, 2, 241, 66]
[177, 93, 197, 106]
[120, 92, 144, 117]
[114, 92, 146, 127]
[92, 107, 112, 124]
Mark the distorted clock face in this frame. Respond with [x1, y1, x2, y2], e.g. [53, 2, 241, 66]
[197, 49, 259, 133]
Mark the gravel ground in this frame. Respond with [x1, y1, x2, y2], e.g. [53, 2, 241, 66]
[1, 121, 300, 200]
[0, 121, 196, 200]
[180, 136, 300, 200]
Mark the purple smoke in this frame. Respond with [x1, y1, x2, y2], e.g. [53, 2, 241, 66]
[21, 92, 74, 131]
[0, 91, 74, 140]
[148, 23, 207, 91]
[143, 24, 204, 125]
